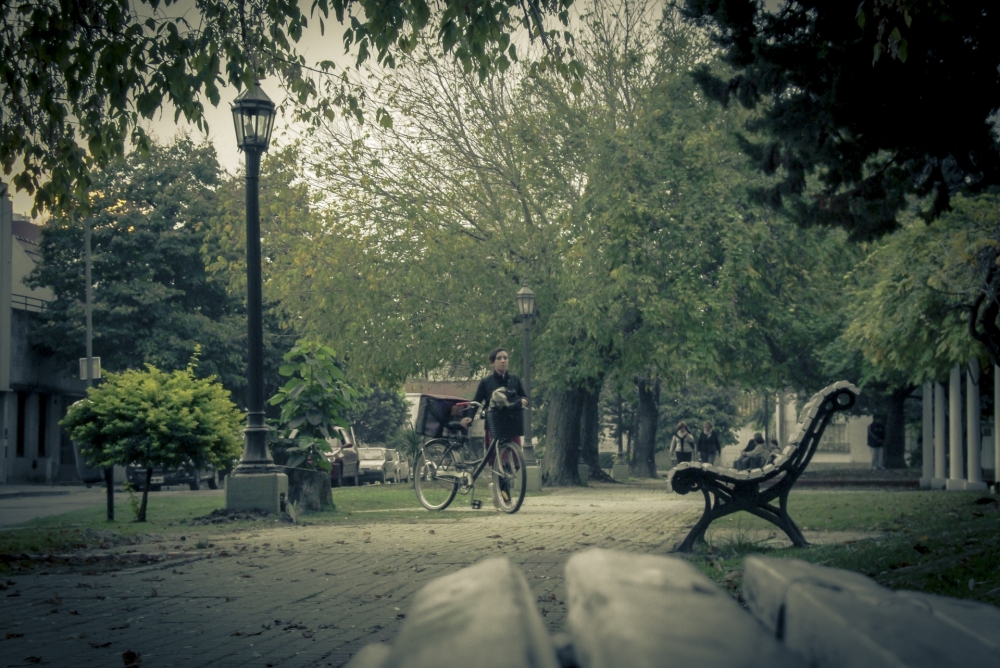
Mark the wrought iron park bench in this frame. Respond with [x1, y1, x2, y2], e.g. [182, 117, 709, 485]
[668, 381, 859, 553]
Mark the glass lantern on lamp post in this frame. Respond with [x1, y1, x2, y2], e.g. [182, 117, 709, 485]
[230, 82, 278, 475]
[516, 287, 536, 462]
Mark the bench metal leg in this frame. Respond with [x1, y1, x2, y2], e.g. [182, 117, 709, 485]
[673, 484, 808, 552]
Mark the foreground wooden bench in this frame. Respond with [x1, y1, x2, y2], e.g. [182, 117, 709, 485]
[346, 548, 1000, 668]
[668, 380, 859, 552]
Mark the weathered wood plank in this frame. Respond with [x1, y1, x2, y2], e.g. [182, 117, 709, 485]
[363, 557, 559, 668]
[565, 549, 805, 668]
[744, 556, 1000, 667]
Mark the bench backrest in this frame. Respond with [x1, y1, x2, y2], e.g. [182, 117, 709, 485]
[668, 380, 858, 486]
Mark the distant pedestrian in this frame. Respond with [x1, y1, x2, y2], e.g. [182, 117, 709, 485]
[670, 422, 696, 464]
[697, 421, 721, 465]
[868, 419, 885, 470]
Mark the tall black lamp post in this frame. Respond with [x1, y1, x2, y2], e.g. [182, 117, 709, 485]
[516, 286, 536, 462]
[230, 82, 279, 477]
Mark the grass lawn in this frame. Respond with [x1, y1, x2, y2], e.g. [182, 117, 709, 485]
[0, 481, 498, 567]
[688, 489, 1000, 607]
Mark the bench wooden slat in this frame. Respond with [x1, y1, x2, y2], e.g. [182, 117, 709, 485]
[346, 557, 559, 668]
[743, 556, 1000, 667]
[565, 549, 805, 668]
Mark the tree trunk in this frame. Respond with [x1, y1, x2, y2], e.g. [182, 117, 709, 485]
[138, 468, 152, 522]
[884, 386, 911, 469]
[631, 377, 659, 478]
[616, 391, 624, 460]
[580, 383, 612, 481]
[543, 386, 583, 486]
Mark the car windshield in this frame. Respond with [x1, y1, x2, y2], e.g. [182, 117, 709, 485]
[358, 448, 385, 460]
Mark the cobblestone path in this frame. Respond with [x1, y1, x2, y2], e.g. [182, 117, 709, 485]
[1, 482, 701, 668]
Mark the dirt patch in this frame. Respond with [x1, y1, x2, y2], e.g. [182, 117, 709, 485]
[186, 508, 295, 525]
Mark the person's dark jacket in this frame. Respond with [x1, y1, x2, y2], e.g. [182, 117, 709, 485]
[867, 421, 885, 449]
[697, 430, 721, 456]
[472, 371, 528, 409]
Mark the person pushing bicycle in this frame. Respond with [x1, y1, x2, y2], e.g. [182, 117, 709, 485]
[460, 347, 529, 451]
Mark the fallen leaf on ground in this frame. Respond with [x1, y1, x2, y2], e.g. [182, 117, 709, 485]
[122, 649, 141, 667]
[6, 632, 24, 639]
[89, 641, 112, 648]
[487, 534, 501, 538]
[24, 657, 41, 663]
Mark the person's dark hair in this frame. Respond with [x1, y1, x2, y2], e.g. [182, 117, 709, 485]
[753, 432, 763, 443]
[677, 421, 687, 432]
[489, 347, 508, 363]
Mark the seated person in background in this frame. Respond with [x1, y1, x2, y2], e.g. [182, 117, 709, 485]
[735, 432, 773, 470]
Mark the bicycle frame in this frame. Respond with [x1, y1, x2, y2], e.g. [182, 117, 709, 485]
[420, 430, 505, 487]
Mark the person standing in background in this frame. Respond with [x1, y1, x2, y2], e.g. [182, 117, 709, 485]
[670, 422, 696, 464]
[867, 419, 885, 470]
[697, 421, 721, 465]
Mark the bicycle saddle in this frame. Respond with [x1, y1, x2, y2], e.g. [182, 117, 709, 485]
[446, 420, 467, 432]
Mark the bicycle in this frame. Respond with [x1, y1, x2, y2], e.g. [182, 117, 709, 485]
[413, 401, 527, 514]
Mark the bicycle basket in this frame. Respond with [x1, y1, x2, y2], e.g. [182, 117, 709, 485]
[486, 404, 524, 440]
[415, 394, 468, 438]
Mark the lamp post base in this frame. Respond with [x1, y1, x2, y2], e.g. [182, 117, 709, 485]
[226, 471, 289, 516]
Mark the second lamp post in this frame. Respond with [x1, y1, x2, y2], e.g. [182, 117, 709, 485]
[516, 286, 536, 462]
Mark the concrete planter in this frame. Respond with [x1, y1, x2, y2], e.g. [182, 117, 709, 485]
[611, 463, 629, 481]
[285, 467, 333, 512]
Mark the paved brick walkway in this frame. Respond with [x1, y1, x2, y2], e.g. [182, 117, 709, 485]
[1, 482, 701, 668]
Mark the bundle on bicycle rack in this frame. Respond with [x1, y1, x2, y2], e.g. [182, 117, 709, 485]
[415, 394, 468, 438]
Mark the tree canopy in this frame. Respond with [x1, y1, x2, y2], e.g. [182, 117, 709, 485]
[27, 137, 250, 388]
[2, 0, 576, 215]
[682, 0, 1000, 239]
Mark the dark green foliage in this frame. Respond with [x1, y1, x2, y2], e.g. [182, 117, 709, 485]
[683, 0, 1000, 239]
[27, 137, 250, 392]
[348, 386, 411, 445]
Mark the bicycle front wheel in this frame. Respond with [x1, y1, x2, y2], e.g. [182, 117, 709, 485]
[492, 441, 527, 514]
[414, 439, 459, 511]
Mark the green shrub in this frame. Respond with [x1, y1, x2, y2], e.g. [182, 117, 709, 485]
[598, 452, 616, 469]
[61, 356, 242, 521]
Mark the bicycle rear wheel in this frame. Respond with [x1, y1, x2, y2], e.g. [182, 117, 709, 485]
[414, 439, 459, 511]
[492, 441, 527, 514]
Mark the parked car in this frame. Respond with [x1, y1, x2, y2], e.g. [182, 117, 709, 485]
[126, 465, 219, 491]
[357, 447, 398, 484]
[389, 449, 410, 483]
[325, 426, 360, 487]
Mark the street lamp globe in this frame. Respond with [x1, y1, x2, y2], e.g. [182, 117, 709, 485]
[516, 286, 536, 318]
[231, 82, 276, 153]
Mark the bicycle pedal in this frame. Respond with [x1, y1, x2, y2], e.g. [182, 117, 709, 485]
[470, 499, 483, 510]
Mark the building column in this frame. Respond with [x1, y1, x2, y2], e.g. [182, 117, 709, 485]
[947, 363, 966, 491]
[920, 383, 933, 488]
[775, 390, 787, 448]
[964, 360, 987, 490]
[995, 366, 1000, 491]
[933, 381, 947, 488]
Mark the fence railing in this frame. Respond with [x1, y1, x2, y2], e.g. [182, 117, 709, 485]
[11, 293, 48, 312]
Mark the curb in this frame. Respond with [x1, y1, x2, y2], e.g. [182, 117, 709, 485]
[796, 479, 920, 488]
[0, 490, 73, 500]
